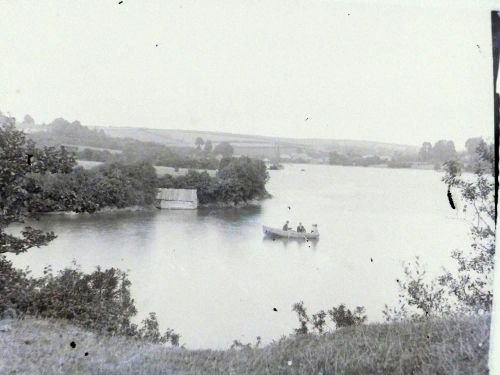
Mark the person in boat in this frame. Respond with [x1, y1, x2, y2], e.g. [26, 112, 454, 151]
[297, 223, 306, 233]
[282, 220, 290, 231]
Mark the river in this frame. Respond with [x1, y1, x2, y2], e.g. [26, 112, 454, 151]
[9, 163, 470, 349]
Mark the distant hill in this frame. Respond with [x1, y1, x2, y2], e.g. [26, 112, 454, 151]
[92, 126, 419, 158]
[15, 113, 418, 160]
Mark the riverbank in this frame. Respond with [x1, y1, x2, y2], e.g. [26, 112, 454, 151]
[42, 205, 154, 215]
[41, 196, 271, 215]
[0, 315, 489, 374]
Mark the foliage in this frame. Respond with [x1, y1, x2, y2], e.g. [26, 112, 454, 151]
[0, 255, 179, 346]
[158, 156, 269, 205]
[0, 117, 76, 254]
[158, 170, 219, 204]
[203, 140, 213, 153]
[27, 161, 158, 213]
[328, 151, 383, 167]
[1, 119, 178, 349]
[417, 139, 457, 164]
[329, 304, 367, 328]
[213, 141, 234, 157]
[439, 140, 495, 312]
[382, 257, 452, 321]
[138, 313, 180, 346]
[216, 156, 269, 202]
[292, 301, 366, 334]
[195, 137, 204, 150]
[386, 141, 495, 321]
[29, 118, 220, 170]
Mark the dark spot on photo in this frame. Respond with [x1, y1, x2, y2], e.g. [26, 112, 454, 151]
[70, 341, 76, 349]
[370, 258, 373, 262]
[273, 307, 278, 312]
[447, 187, 456, 209]
[84, 352, 89, 356]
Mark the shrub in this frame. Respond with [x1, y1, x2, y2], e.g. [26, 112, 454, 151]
[0, 255, 179, 345]
[292, 301, 367, 334]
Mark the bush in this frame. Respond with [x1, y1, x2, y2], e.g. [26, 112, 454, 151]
[292, 301, 367, 334]
[0, 255, 179, 345]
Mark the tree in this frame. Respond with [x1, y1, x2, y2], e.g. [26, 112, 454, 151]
[213, 141, 234, 157]
[328, 151, 350, 166]
[195, 137, 204, 150]
[0, 117, 76, 254]
[440, 141, 495, 312]
[432, 140, 457, 164]
[21, 114, 35, 126]
[203, 140, 213, 153]
[292, 301, 310, 334]
[418, 142, 432, 162]
[217, 157, 269, 203]
[465, 137, 484, 156]
[138, 312, 180, 346]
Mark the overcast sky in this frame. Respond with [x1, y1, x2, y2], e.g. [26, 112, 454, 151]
[0, 0, 497, 147]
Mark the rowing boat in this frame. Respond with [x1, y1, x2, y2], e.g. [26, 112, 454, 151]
[262, 225, 319, 239]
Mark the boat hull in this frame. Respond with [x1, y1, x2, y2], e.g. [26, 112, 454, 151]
[262, 226, 319, 239]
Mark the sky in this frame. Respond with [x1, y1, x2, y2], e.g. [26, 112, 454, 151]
[0, 0, 498, 148]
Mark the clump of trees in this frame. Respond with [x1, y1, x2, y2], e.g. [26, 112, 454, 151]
[417, 140, 457, 165]
[1, 118, 76, 254]
[292, 301, 367, 334]
[0, 117, 179, 346]
[27, 161, 158, 214]
[158, 156, 269, 205]
[385, 140, 495, 320]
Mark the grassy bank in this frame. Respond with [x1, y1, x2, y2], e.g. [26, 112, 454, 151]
[0, 315, 489, 374]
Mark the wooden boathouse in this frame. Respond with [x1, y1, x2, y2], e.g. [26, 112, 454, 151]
[155, 188, 198, 209]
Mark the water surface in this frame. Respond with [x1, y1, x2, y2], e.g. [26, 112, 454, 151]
[10, 164, 470, 349]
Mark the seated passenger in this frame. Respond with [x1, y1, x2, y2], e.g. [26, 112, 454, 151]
[282, 220, 290, 231]
[297, 222, 305, 232]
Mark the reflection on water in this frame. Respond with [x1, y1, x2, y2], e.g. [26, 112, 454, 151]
[261, 236, 320, 250]
[9, 164, 470, 349]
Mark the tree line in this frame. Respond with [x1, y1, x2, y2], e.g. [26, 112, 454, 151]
[329, 137, 487, 170]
